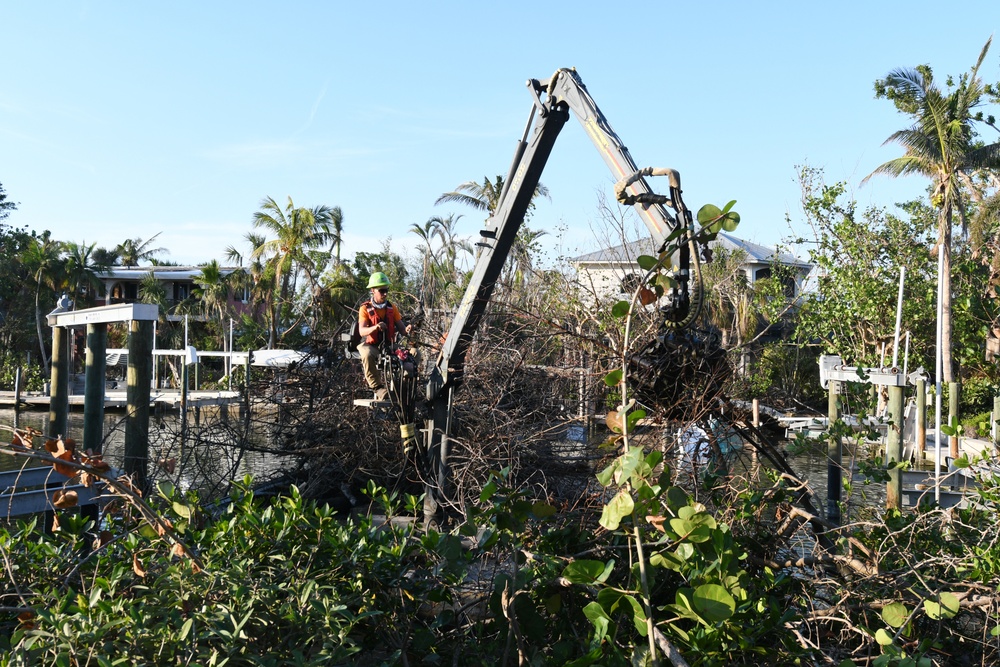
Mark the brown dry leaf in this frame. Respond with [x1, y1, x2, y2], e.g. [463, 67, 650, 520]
[170, 542, 186, 558]
[638, 288, 657, 306]
[53, 489, 79, 509]
[605, 409, 623, 434]
[50, 514, 60, 532]
[64, 438, 77, 453]
[156, 457, 177, 474]
[190, 560, 202, 574]
[43, 438, 59, 454]
[95, 530, 113, 549]
[646, 515, 667, 532]
[79, 471, 94, 488]
[156, 519, 173, 537]
[133, 553, 147, 578]
[17, 611, 36, 630]
[53, 450, 77, 478]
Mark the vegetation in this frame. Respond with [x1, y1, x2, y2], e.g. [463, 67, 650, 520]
[2, 37, 1000, 667]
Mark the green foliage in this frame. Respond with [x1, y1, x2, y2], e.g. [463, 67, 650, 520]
[0, 479, 474, 665]
[0, 352, 44, 391]
[794, 167, 936, 368]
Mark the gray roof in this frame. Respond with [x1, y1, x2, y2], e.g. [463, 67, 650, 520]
[571, 232, 810, 268]
[101, 266, 242, 281]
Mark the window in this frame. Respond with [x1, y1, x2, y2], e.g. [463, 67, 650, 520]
[620, 273, 643, 294]
[754, 267, 796, 298]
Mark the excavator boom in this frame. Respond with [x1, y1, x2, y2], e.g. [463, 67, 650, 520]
[421, 68, 701, 522]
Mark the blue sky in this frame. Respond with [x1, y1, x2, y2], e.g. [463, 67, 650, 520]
[2, 2, 998, 268]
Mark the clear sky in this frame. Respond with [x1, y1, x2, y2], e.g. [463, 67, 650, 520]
[2, 2, 998, 268]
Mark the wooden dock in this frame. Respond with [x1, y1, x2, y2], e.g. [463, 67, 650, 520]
[0, 389, 242, 411]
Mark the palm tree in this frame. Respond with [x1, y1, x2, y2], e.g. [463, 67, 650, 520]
[22, 232, 65, 373]
[409, 219, 439, 301]
[63, 241, 110, 306]
[436, 175, 550, 220]
[251, 197, 339, 347]
[116, 233, 167, 267]
[864, 37, 1000, 382]
[329, 206, 345, 265]
[193, 260, 231, 323]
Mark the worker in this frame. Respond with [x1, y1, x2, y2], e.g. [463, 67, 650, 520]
[357, 272, 413, 399]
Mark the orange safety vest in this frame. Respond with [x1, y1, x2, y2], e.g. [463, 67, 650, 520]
[362, 301, 395, 345]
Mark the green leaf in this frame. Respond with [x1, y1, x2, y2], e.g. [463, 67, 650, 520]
[172, 501, 193, 519]
[951, 455, 970, 469]
[603, 369, 623, 387]
[625, 409, 646, 432]
[697, 204, 722, 225]
[636, 255, 659, 271]
[156, 481, 176, 499]
[621, 594, 648, 636]
[178, 617, 194, 641]
[562, 560, 611, 585]
[531, 502, 556, 519]
[881, 602, 909, 628]
[655, 274, 677, 291]
[599, 490, 634, 531]
[583, 601, 611, 643]
[923, 592, 960, 620]
[875, 628, 894, 646]
[692, 584, 736, 623]
[138, 522, 159, 540]
[479, 480, 497, 503]
[596, 460, 618, 487]
[649, 550, 685, 572]
[665, 486, 689, 510]
[721, 212, 740, 231]
[611, 300, 630, 318]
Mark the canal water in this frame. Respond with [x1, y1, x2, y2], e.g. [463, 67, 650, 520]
[0, 407, 283, 499]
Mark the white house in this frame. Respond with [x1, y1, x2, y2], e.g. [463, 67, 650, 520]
[571, 232, 813, 301]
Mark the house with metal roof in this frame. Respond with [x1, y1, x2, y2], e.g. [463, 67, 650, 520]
[571, 232, 814, 301]
[95, 265, 251, 320]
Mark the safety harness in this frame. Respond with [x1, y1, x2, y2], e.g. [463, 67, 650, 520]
[362, 301, 395, 345]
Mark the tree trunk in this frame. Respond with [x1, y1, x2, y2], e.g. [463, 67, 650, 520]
[941, 209, 954, 383]
[35, 279, 50, 374]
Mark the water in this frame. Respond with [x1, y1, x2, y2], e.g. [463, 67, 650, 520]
[0, 406, 285, 498]
[787, 441, 888, 520]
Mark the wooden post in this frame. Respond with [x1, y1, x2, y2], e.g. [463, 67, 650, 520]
[752, 398, 760, 428]
[827, 381, 842, 524]
[949, 381, 960, 458]
[125, 319, 153, 490]
[915, 378, 927, 460]
[13, 366, 21, 428]
[48, 326, 69, 439]
[886, 385, 905, 510]
[83, 323, 108, 453]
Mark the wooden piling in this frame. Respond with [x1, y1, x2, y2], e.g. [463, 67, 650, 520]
[827, 380, 842, 524]
[83, 323, 108, 453]
[886, 385, 905, 510]
[125, 319, 153, 490]
[48, 326, 69, 439]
